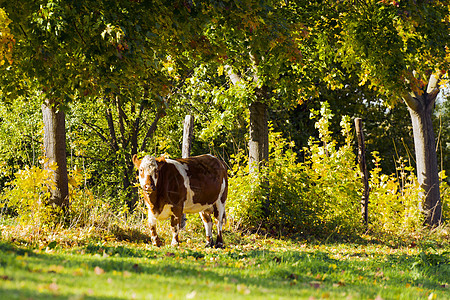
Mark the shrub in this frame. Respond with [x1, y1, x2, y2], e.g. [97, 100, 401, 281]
[227, 102, 363, 237]
[368, 153, 423, 235]
[0, 162, 64, 228]
[440, 171, 449, 222]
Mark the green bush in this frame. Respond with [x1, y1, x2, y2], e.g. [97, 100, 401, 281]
[227, 101, 449, 239]
[368, 153, 424, 235]
[0, 162, 64, 228]
[440, 171, 449, 223]
[227, 102, 363, 237]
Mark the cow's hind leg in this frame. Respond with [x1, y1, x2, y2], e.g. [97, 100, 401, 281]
[199, 210, 214, 247]
[170, 207, 183, 246]
[213, 202, 226, 248]
[213, 179, 227, 248]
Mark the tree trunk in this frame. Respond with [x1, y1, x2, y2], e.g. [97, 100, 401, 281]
[42, 99, 69, 209]
[355, 118, 369, 227]
[249, 101, 269, 173]
[408, 101, 441, 226]
[403, 74, 442, 226]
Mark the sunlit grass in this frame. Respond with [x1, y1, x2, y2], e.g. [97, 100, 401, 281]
[0, 218, 449, 300]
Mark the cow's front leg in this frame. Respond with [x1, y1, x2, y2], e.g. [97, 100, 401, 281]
[150, 225, 162, 247]
[148, 210, 162, 247]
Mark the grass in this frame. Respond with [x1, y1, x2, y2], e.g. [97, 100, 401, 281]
[0, 219, 449, 300]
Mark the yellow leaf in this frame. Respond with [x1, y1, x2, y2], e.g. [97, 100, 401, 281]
[218, 65, 224, 76]
[94, 266, 105, 275]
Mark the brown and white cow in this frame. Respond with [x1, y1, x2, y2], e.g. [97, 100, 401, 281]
[132, 154, 228, 248]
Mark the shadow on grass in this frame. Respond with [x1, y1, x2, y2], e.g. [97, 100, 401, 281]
[0, 287, 123, 300]
[0, 240, 449, 299]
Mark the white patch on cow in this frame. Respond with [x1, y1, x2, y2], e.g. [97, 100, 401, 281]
[156, 204, 174, 220]
[147, 208, 157, 226]
[166, 159, 196, 204]
[184, 202, 211, 214]
[146, 201, 173, 223]
[205, 221, 213, 238]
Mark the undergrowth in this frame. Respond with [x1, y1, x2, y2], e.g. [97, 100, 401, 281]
[0, 102, 449, 249]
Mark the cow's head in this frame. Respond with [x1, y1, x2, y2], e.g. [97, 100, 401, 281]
[133, 154, 159, 193]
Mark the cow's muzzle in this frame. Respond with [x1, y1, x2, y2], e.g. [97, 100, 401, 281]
[143, 181, 155, 192]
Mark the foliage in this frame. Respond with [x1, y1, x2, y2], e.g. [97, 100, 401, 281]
[435, 92, 450, 184]
[368, 154, 450, 236]
[311, 0, 450, 100]
[0, 162, 64, 227]
[0, 0, 448, 248]
[440, 171, 450, 222]
[0, 8, 14, 66]
[0, 158, 104, 230]
[227, 102, 362, 237]
[0, 97, 43, 190]
[368, 152, 423, 234]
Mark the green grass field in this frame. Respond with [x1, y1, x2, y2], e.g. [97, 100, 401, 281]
[0, 224, 449, 300]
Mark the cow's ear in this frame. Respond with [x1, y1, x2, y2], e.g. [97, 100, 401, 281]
[132, 154, 140, 168]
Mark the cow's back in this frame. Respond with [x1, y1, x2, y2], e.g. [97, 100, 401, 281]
[164, 154, 227, 213]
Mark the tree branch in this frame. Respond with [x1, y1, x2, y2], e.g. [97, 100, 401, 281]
[139, 108, 166, 153]
[402, 92, 420, 112]
[131, 103, 145, 155]
[426, 72, 443, 94]
[82, 120, 108, 144]
[225, 65, 242, 85]
[73, 20, 86, 45]
[115, 95, 128, 147]
[426, 72, 443, 108]
[105, 108, 119, 151]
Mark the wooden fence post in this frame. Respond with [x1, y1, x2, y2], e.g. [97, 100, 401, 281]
[182, 115, 194, 159]
[355, 118, 369, 227]
[180, 115, 194, 229]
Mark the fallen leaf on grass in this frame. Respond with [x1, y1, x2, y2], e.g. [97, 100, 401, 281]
[38, 282, 60, 294]
[132, 263, 140, 272]
[237, 284, 250, 295]
[73, 268, 83, 276]
[48, 282, 59, 292]
[375, 271, 384, 278]
[186, 290, 197, 299]
[332, 281, 345, 287]
[94, 266, 105, 275]
[123, 271, 132, 278]
[48, 265, 64, 273]
[309, 281, 321, 289]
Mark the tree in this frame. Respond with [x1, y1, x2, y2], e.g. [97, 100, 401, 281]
[0, 0, 211, 210]
[306, 0, 450, 226]
[195, 1, 306, 171]
[0, 8, 14, 66]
